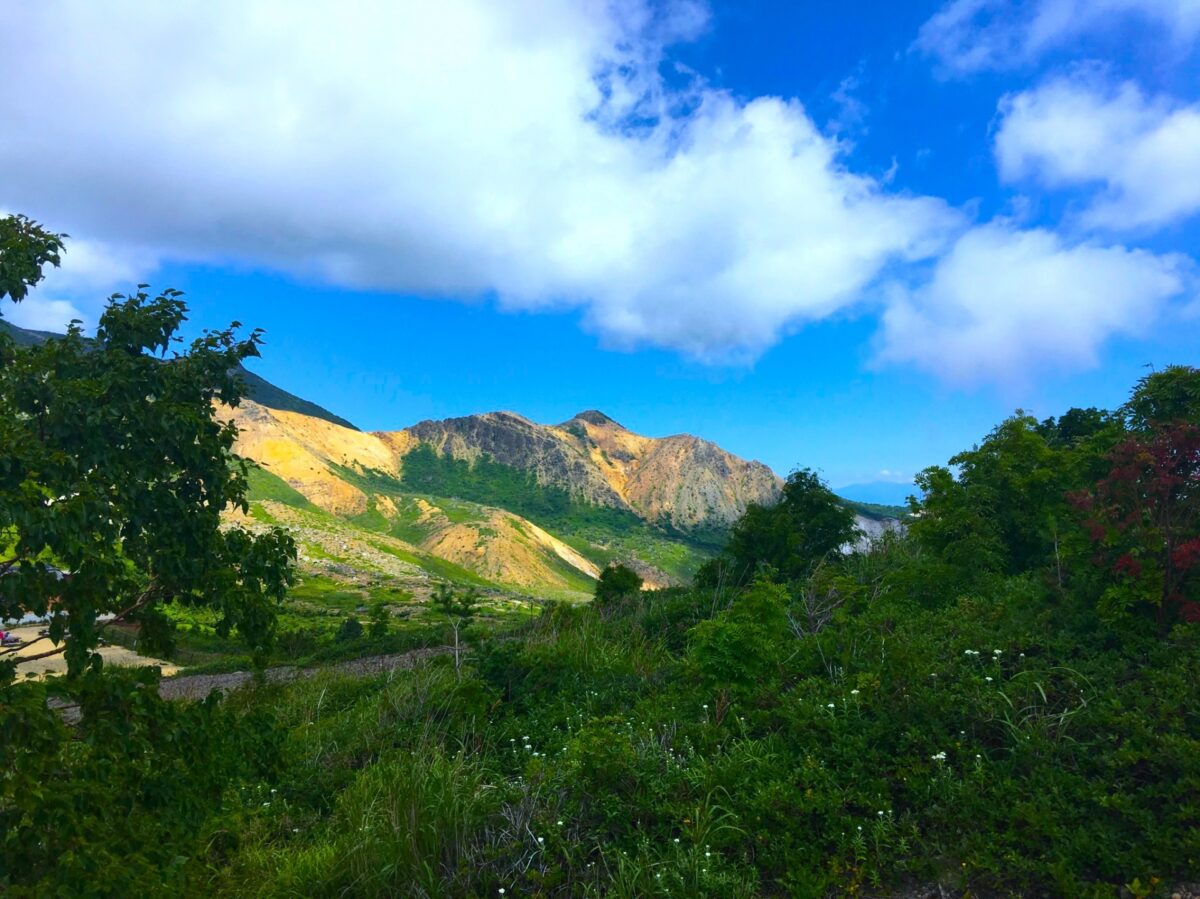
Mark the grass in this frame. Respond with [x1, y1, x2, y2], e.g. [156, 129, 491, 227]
[244, 464, 321, 513]
[198, 564, 1200, 898]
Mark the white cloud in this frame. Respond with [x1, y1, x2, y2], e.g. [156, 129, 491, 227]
[996, 75, 1200, 231]
[0, 0, 959, 363]
[0, 1, 1191, 385]
[3, 297, 86, 332]
[876, 222, 1191, 383]
[916, 0, 1200, 75]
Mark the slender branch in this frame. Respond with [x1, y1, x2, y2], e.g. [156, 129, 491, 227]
[2, 583, 161, 669]
[0, 633, 51, 656]
[96, 587, 159, 634]
[10, 642, 67, 666]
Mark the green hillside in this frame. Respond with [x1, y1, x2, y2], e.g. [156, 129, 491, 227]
[327, 451, 716, 582]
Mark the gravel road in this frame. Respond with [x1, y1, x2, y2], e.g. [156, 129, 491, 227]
[157, 646, 452, 701]
[50, 646, 453, 722]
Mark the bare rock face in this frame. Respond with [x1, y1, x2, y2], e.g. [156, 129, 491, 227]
[401, 411, 628, 509]
[388, 409, 782, 531]
[626, 434, 781, 529]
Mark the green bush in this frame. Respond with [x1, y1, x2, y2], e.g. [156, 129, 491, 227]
[594, 563, 643, 606]
[334, 616, 363, 642]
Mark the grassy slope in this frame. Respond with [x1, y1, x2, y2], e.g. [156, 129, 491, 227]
[333, 450, 716, 581]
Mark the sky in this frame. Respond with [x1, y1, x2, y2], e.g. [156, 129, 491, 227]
[1, 0, 1198, 499]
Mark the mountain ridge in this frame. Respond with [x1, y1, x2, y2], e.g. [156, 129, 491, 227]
[5, 316, 898, 595]
[390, 407, 782, 531]
[0, 319, 357, 431]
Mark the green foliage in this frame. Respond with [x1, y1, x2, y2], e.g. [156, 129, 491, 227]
[0, 214, 64, 304]
[367, 600, 390, 638]
[245, 464, 320, 512]
[0, 285, 297, 681]
[0, 218, 297, 895]
[200, 551, 1200, 897]
[2, 223, 1194, 898]
[843, 497, 910, 521]
[1123, 364, 1200, 430]
[398, 443, 649, 534]
[334, 616, 363, 642]
[910, 412, 1098, 585]
[594, 562, 643, 605]
[1, 669, 280, 897]
[430, 582, 481, 622]
[431, 583, 482, 672]
[687, 578, 789, 700]
[710, 467, 859, 584]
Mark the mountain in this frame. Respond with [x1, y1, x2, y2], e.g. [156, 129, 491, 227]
[219, 397, 784, 596]
[236, 367, 358, 431]
[5, 316, 890, 595]
[0, 318, 63, 346]
[398, 408, 781, 530]
[1, 318, 356, 431]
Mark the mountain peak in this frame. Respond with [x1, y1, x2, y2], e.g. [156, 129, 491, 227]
[572, 409, 621, 428]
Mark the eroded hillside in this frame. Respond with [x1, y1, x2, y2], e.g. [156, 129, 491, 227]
[219, 400, 762, 595]
[388, 408, 782, 529]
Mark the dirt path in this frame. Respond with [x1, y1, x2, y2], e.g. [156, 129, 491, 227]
[49, 646, 454, 722]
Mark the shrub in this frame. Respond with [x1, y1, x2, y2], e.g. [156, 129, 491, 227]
[595, 563, 643, 605]
[335, 616, 363, 642]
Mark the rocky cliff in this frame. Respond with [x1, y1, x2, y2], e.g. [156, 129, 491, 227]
[387, 409, 781, 530]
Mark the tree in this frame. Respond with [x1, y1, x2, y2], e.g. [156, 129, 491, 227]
[0, 214, 296, 893]
[430, 583, 479, 675]
[1074, 421, 1200, 632]
[0, 285, 296, 679]
[368, 600, 390, 638]
[594, 563, 643, 605]
[0, 214, 64, 303]
[721, 468, 859, 582]
[336, 616, 364, 642]
[910, 413, 1093, 583]
[1123, 365, 1200, 432]
[687, 578, 790, 718]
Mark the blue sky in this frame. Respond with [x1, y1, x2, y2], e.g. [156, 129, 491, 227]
[2, 1, 1198, 497]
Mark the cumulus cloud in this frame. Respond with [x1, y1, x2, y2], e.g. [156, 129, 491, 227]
[0, 1, 1191, 384]
[0, 0, 960, 363]
[0, 228, 153, 331]
[996, 75, 1200, 231]
[876, 222, 1191, 383]
[3, 298, 86, 332]
[915, 0, 1200, 75]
